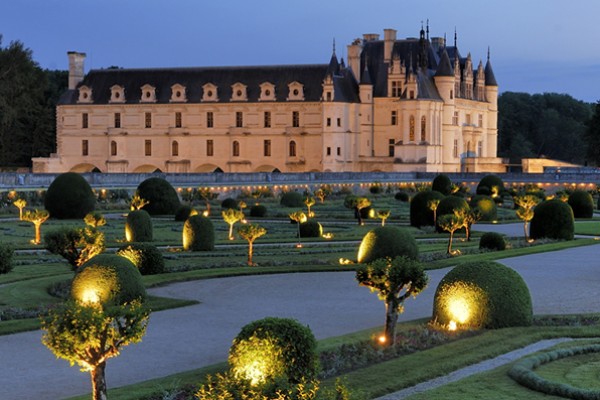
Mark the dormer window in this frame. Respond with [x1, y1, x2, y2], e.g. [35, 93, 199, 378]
[77, 85, 93, 103]
[170, 84, 187, 103]
[110, 85, 125, 103]
[231, 82, 248, 101]
[259, 82, 276, 101]
[140, 84, 156, 103]
[287, 81, 304, 101]
[202, 83, 218, 102]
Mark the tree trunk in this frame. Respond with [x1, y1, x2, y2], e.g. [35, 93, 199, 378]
[466, 223, 471, 241]
[90, 362, 107, 400]
[524, 221, 529, 240]
[447, 231, 454, 254]
[247, 241, 253, 266]
[228, 224, 234, 240]
[356, 207, 363, 225]
[384, 302, 398, 346]
[34, 223, 41, 244]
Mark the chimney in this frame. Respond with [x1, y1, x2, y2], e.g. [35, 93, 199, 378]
[347, 40, 363, 81]
[430, 37, 445, 54]
[68, 51, 86, 90]
[362, 33, 380, 42]
[383, 29, 397, 63]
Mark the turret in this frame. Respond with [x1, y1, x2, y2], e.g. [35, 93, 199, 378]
[434, 49, 455, 103]
[67, 51, 86, 90]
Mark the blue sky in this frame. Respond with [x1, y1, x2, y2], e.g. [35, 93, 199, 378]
[2, 0, 599, 102]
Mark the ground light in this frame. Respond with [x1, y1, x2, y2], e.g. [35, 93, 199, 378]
[435, 281, 487, 331]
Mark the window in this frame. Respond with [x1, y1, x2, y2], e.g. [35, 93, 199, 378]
[337, 118, 341, 127]
[478, 114, 483, 128]
[420, 116, 426, 142]
[326, 118, 331, 127]
[326, 92, 332, 101]
[388, 139, 395, 157]
[326, 147, 331, 156]
[110, 141, 117, 156]
[207, 140, 214, 156]
[172, 141, 179, 156]
[264, 111, 271, 128]
[478, 141, 483, 156]
[145, 112, 152, 128]
[289, 140, 297, 157]
[453, 139, 458, 158]
[175, 112, 182, 128]
[82, 113, 89, 129]
[337, 147, 341, 156]
[292, 111, 300, 127]
[207, 112, 214, 128]
[236, 112, 243, 128]
[409, 116, 415, 142]
[145, 140, 152, 156]
[114, 113, 121, 128]
[450, 90, 453, 99]
[409, 90, 415, 99]
[452, 111, 459, 126]
[82, 140, 88, 156]
[232, 140, 240, 157]
[263, 140, 271, 157]
[465, 114, 471, 125]
[391, 111, 397, 125]
[391, 81, 401, 97]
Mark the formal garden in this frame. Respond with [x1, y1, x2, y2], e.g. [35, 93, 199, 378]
[2, 172, 600, 399]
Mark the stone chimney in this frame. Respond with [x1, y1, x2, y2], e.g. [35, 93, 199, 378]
[430, 37, 445, 54]
[68, 51, 86, 90]
[362, 33, 380, 42]
[347, 40, 363, 81]
[383, 29, 397, 63]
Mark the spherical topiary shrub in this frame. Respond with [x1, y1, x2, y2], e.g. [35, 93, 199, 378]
[250, 204, 268, 217]
[174, 205, 198, 222]
[44, 172, 96, 219]
[299, 220, 322, 238]
[479, 232, 506, 251]
[432, 261, 532, 329]
[72, 254, 146, 306]
[357, 226, 418, 263]
[136, 177, 181, 215]
[221, 197, 239, 210]
[432, 174, 453, 195]
[395, 191, 409, 202]
[183, 215, 214, 251]
[409, 190, 445, 227]
[469, 195, 498, 221]
[117, 243, 165, 275]
[530, 199, 574, 241]
[125, 210, 153, 242]
[476, 174, 505, 196]
[280, 191, 304, 208]
[568, 190, 594, 218]
[229, 317, 318, 385]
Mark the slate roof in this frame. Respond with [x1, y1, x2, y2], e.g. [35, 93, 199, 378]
[484, 60, 498, 86]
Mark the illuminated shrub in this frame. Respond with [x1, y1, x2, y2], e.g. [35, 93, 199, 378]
[432, 261, 532, 329]
[44, 172, 95, 219]
[409, 190, 445, 227]
[395, 191, 409, 202]
[357, 226, 418, 264]
[125, 210, 153, 242]
[136, 177, 181, 215]
[299, 220, 322, 238]
[72, 254, 146, 306]
[117, 243, 165, 275]
[530, 199, 574, 241]
[221, 198, 239, 210]
[174, 205, 197, 222]
[432, 174, 453, 195]
[183, 215, 214, 251]
[469, 195, 497, 221]
[0, 243, 14, 274]
[436, 195, 469, 232]
[280, 192, 304, 208]
[229, 317, 318, 385]
[476, 175, 505, 196]
[249, 204, 268, 217]
[479, 232, 506, 251]
[568, 190, 594, 218]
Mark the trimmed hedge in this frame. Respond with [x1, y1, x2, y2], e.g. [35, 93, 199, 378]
[280, 191, 304, 208]
[409, 190, 445, 227]
[72, 254, 146, 305]
[530, 199, 575, 240]
[249, 204, 268, 217]
[432, 261, 532, 329]
[183, 215, 214, 251]
[568, 190, 594, 218]
[221, 198, 239, 210]
[476, 174, 505, 196]
[469, 195, 497, 221]
[299, 220, 322, 238]
[126, 210, 153, 242]
[394, 191, 409, 202]
[117, 243, 165, 275]
[432, 174, 453, 195]
[0, 243, 14, 274]
[136, 177, 181, 215]
[479, 232, 506, 251]
[357, 226, 418, 263]
[229, 317, 318, 384]
[175, 205, 197, 222]
[44, 172, 96, 219]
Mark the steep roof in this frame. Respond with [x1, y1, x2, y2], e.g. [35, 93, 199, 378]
[484, 59, 498, 86]
[434, 49, 454, 77]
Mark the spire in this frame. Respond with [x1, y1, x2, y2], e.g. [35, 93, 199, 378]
[484, 47, 498, 86]
[454, 27, 457, 48]
[434, 48, 454, 77]
[326, 40, 340, 77]
[426, 19, 430, 40]
[333, 38, 336, 56]
[487, 46, 490, 61]
[360, 58, 371, 85]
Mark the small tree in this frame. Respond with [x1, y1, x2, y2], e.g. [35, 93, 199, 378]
[458, 207, 482, 242]
[129, 194, 149, 211]
[238, 224, 267, 266]
[314, 188, 326, 204]
[356, 256, 428, 345]
[22, 209, 50, 245]
[197, 188, 217, 215]
[344, 196, 371, 225]
[427, 199, 441, 226]
[438, 212, 465, 255]
[289, 211, 307, 247]
[304, 196, 316, 217]
[222, 208, 245, 240]
[514, 194, 541, 240]
[13, 198, 27, 220]
[376, 210, 391, 226]
[84, 212, 106, 228]
[45, 227, 105, 269]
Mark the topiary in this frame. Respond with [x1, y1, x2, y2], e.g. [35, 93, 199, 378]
[436, 195, 469, 232]
[229, 317, 318, 385]
[174, 205, 198, 222]
[125, 210, 153, 242]
[183, 215, 214, 251]
[0, 243, 14, 274]
[432, 174, 453, 195]
[395, 191, 409, 202]
[44, 172, 96, 219]
[409, 190, 445, 228]
[136, 177, 181, 215]
[568, 190, 594, 218]
[280, 191, 304, 208]
[117, 243, 165, 275]
[469, 195, 497, 221]
[479, 232, 506, 251]
[72, 254, 146, 306]
[249, 204, 268, 217]
[221, 198, 239, 210]
[432, 261, 532, 329]
[299, 220, 322, 238]
[530, 199, 574, 240]
[477, 175, 505, 196]
[357, 226, 418, 263]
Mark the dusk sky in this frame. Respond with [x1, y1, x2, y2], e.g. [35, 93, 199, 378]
[2, 0, 599, 102]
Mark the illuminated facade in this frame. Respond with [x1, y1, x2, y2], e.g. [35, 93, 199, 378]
[33, 27, 504, 173]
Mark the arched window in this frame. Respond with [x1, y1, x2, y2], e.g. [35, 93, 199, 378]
[172, 141, 179, 157]
[420, 116, 426, 142]
[289, 140, 297, 157]
[232, 140, 240, 157]
[409, 116, 415, 142]
[110, 140, 117, 156]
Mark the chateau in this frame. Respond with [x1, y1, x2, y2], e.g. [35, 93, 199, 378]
[32, 26, 505, 174]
